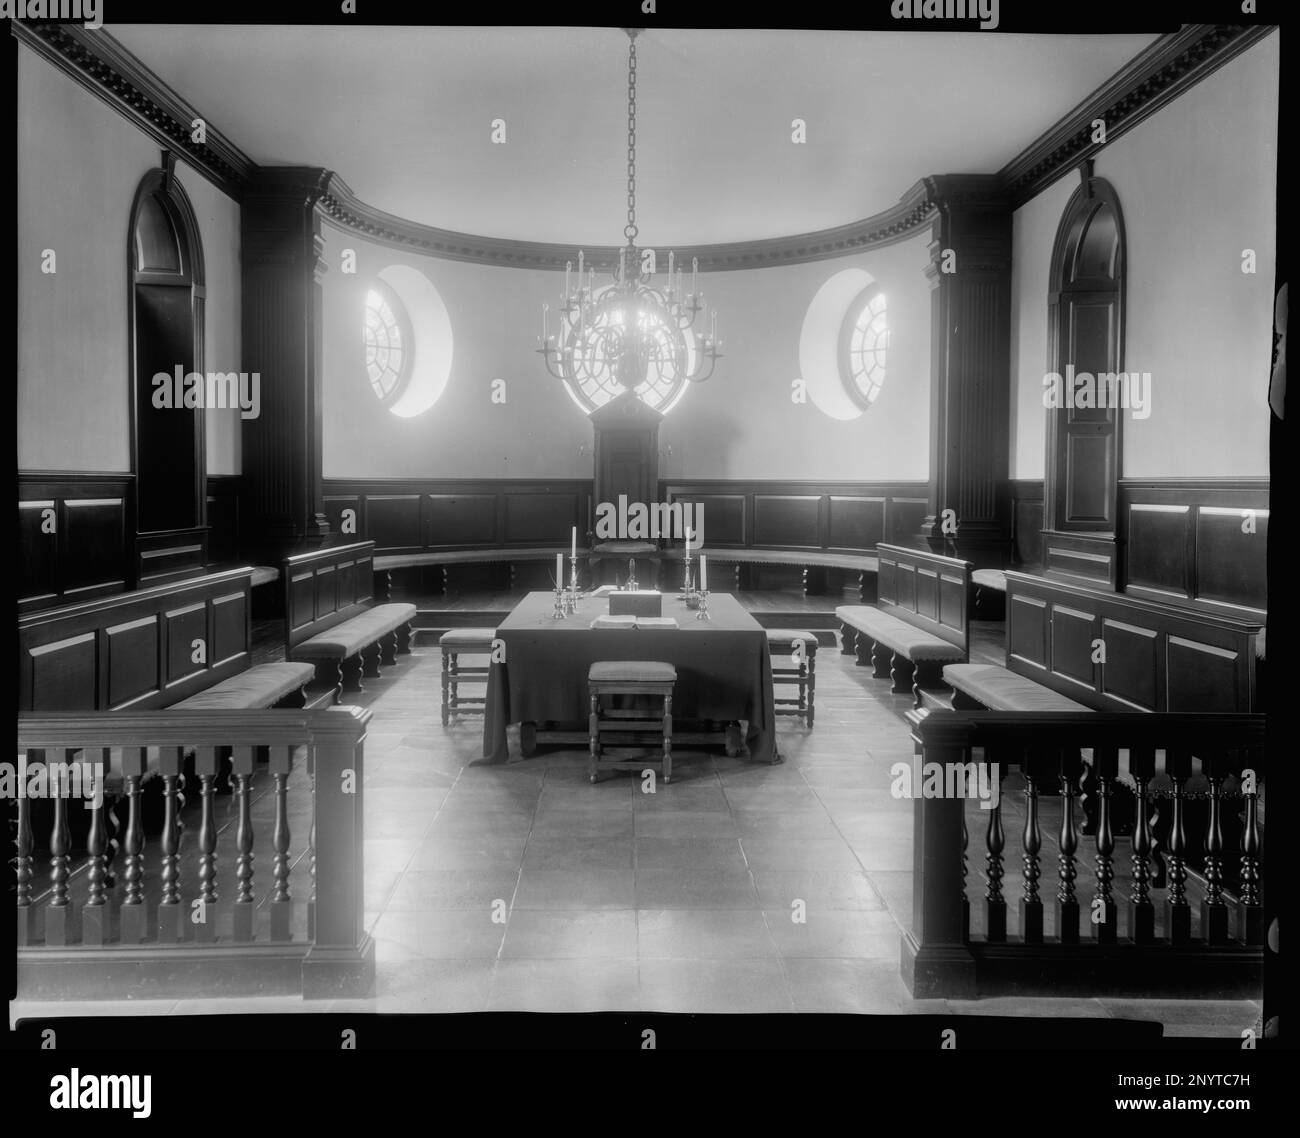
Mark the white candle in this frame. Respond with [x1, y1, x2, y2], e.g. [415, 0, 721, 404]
[692, 257, 698, 298]
[700, 555, 707, 592]
[571, 527, 577, 561]
[668, 250, 674, 284]
[541, 303, 548, 343]
[578, 250, 584, 280]
[556, 553, 563, 588]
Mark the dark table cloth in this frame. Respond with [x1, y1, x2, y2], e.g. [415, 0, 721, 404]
[482, 591, 777, 763]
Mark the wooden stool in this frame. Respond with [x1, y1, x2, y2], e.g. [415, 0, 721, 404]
[587, 660, 676, 783]
[439, 628, 495, 725]
[766, 629, 818, 728]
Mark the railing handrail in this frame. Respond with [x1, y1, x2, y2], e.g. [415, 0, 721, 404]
[16, 707, 371, 751]
[913, 709, 1266, 751]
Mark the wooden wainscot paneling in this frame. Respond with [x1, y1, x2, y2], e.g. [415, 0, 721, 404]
[503, 491, 582, 545]
[426, 493, 498, 547]
[753, 495, 821, 549]
[1120, 480, 1268, 616]
[665, 490, 747, 546]
[19, 567, 255, 711]
[206, 475, 242, 565]
[1004, 571, 1260, 712]
[364, 495, 423, 554]
[1010, 480, 1044, 567]
[19, 474, 132, 611]
[886, 497, 929, 547]
[827, 496, 885, 552]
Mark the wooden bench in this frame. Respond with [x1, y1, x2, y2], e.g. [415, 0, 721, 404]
[284, 541, 415, 701]
[836, 544, 971, 707]
[943, 570, 1263, 715]
[663, 546, 880, 602]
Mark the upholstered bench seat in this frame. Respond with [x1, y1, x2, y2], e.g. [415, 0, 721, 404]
[836, 606, 964, 662]
[943, 663, 1091, 712]
[291, 602, 417, 658]
[971, 568, 1007, 593]
[169, 662, 316, 710]
[588, 660, 677, 684]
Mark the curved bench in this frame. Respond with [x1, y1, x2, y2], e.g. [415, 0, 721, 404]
[374, 547, 586, 596]
[662, 547, 880, 601]
[942, 663, 1089, 712]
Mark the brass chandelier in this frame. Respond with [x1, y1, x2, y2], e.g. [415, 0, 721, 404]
[538, 28, 722, 406]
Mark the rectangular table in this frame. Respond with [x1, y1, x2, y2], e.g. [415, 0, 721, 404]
[482, 591, 777, 764]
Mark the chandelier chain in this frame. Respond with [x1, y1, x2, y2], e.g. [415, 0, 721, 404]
[625, 36, 638, 243]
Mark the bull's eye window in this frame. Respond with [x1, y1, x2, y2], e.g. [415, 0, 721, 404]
[842, 287, 888, 408]
[363, 284, 411, 404]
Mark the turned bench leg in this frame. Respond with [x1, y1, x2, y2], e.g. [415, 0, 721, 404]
[380, 630, 398, 667]
[396, 621, 412, 655]
[440, 649, 451, 726]
[871, 640, 892, 679]
[361, 641, 383, 679]
[840, 623, 856, 655]
[890, 653, 915, 695]
[855, 634, 873, 668]
[341, 654, 365, 693]
[911, 660, 944, 709]
[314, 660, 343, 704]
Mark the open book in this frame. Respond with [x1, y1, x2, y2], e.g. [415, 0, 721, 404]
[589, 615, 680, 630]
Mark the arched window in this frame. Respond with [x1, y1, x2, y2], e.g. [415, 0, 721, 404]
[840, 286, 889, 409]
[363, 282, 413, 406]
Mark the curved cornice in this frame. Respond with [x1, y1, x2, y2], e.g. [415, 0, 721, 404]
[16, 20, 1276, 268]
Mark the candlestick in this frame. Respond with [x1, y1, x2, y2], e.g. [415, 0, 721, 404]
[553, 588, 566, 620]
[695, 589, 710, 621]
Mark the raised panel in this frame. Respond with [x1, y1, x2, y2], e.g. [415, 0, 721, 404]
[19, 500, 59, 604]
[1049, 604, 1097, 688]
[106, 615, 161, 707]
[939, 574, 965, 633]
[877, 557, 897, 604]
[355, 556, 374, 604]
[427, 493, 497, 547]
[1064, 434, 1114, 523]
[365, 495, 422, 552]
[896, 563, 916, 613]
[914, 568, 938, 621]
[1007, 595, 1047, 670]
[336, 558, 358, 607]
[211, 590, 248, 666]
[503, 493, 578, 544]
[886, 498, 928, 546]
[26, 633, 97, 711]
[753, 495, 820, 549]
[322, 495, 361, 537]
[1098, 618, 1159, 711]
[315, 564, 339, 618]
[672, 494, 744, 546]
[827, 496, 883, 551]
[1166, 636, 1240, 713]
[1197, 506, 1267, 611]
[164, 602, 207, 686]
[1125, 504, 1188, 597]
[289, 572, 316, 633]
[1013, 492, 1043, 566]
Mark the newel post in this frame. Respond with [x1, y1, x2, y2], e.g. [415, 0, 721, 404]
[901, 712, 978, 999]
[301, 706, 376, 999]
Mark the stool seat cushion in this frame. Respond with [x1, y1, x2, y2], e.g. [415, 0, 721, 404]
[440, 628, 497, 650]
[765, 629, 819, 653]
[588, 660, 677, 684]
[971, 568, 1008, 592]
[170, 662, 316, 710]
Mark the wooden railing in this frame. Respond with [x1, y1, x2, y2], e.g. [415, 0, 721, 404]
[903, 711, 1265, 999]
[13, 708, 373, 1000]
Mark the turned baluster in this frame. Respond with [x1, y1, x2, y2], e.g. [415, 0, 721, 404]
[307, 752, 318, 942]
[1164, 745, 1191, 946]
[1237, 748, 1263, 945]
[1020, 766, 1043, 944]
[1091, 744, 1118, 944]
[983, 749, 1006, 942]
[960, 810, 970, 942]
[1128, 745, 1156, 944]
[120, 747, 147, 944]
[269, 746, 293, 942]
[82, 748, 109, 946]
[232, 745, 257, 942]
[1057, 749, 1082, 945]
[193, 747, 220, 943]
[16, 750, 37, 944]
[46, 751, 74, 946]
[154, 747, 185, 942]
[1200, 757, 1229, 946]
